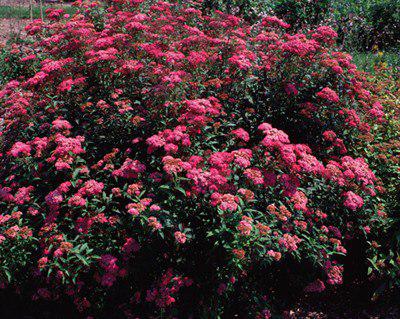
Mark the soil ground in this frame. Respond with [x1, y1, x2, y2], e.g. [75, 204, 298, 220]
[0, 0, 70, 45]
[0, 0, 30, 5]
[0, 18, 28, 45]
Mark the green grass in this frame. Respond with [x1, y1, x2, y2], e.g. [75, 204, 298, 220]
[352, 50, 400, 72]
[0, 5, 77, 19]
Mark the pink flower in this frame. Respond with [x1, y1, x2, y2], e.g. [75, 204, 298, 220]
[100, 254, 118, 271]
[53, 248, 63, 258]
[38, 257, 48, 269]
[341, 156, 376, 187]
[148, 217, 162, 230]
[5, 225, 19, 238]
[58, 78, 74, 92]
[267, 250, 282, 261]
[10, 142, 31, 157]
[228, 53, 254, 70]
[243, 168, 264, 185]
[122, 238, 140, 254]
[101, 273, 116, 287]
[297, 153, 324, 174]
[281, 39, 318, 57]
[162, 156, 184, 174]
[343, 191, 364, 211]
[237, 216, 253, 236]
[162, 70, 186, 87]
[53, 134, 85, 157]
[325, 263, 343, 285]
[150, 204, 161, 211]
[210, 193, 239, 211]
[238, 188, 255, 202]
[174, 231, 187, 244]
[31, 137, 49, 157]
[304, 279, 326, 293]
[369, 101, 385, 121]
[14, 186, 34, 205]
[115, 60, 144, 74]
[45, 190, 63, 206]
[112, 158, 146, 179]
[258, 123, 290, 147]
[290, 191, 308, 211]
[52, 119, 72, 131]
[57, 181, 71, 193]
[322, 130, 337, 142]
[217, 283, 227, 295]
[260, 309, 271, 319]
[78, 180, 104, 196]
[312, 26, 338, 45]
[68, 195, 87, 207]
[187, 51, 209, 65]
[278, 233, 301, 251]
[285, 83, 298, 95]
[316, 87, 340, 103]
[233, 149, 252, 168]
[231, 128, 250, 142]
[262, 16, 290, 29]
[25, 71, 48, 86]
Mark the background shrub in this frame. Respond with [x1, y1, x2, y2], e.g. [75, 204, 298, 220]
[273, 0, 331, 31]
[332, 0, 400, 51]
[368, 0, 400, 49]
[200, 0, 400, 52]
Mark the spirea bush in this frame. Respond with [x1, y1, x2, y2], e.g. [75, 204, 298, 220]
[355, 65, 400, 291]
[0, 0, 393, 317]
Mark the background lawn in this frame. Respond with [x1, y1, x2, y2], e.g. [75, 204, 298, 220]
[0, 4, 77, 19]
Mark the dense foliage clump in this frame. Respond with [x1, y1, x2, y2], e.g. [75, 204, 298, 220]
[0, 0, 398, 317]
[201, 0, 400, 53]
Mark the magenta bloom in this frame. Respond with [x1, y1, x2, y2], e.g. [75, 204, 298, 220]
[343, 191, 364, 211]
[317, 87, 340, 103]
[10, 142, 31, 157]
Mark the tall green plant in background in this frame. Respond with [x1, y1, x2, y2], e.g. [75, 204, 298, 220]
[273, 0, 330, 30]
[331, 0, 400, 51]
[201, 0, 272, 21]
[200, 0, 400, 53]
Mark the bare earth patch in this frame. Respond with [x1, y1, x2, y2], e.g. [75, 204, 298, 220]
[0, 1, 73, 45]
[0, 18, 28, 45]
[0, 0, 31, 6]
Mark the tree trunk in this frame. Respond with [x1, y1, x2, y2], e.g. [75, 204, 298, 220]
[29, 0, 33, 21]
[39, 0, 44, 20]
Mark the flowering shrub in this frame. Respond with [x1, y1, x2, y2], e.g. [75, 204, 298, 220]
[0, 0, 394, 317]
[351, 64, 400, 292]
